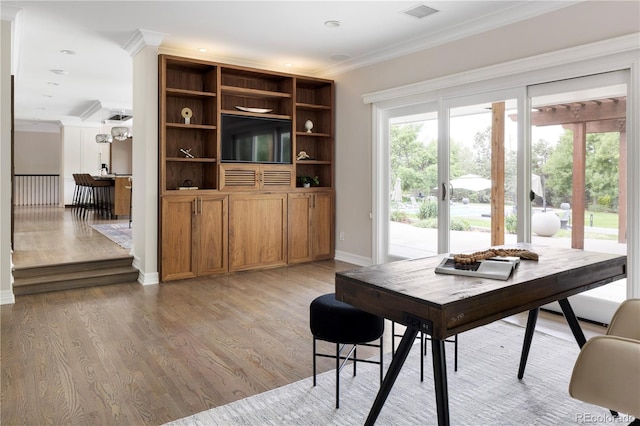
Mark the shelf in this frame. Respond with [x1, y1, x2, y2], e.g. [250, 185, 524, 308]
[220, 109, 291, 120]
[296, 160, 331, 165]
[296, 102, 331, 110]
[167, 157, 217, 163]
[296, 131, 331, 138]
[166, 88, 217, 98]
[166, 123, 217, 130]
[221, 85, 291, 99]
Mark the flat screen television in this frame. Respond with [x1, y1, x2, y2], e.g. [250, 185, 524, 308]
[221, 114, 292, 164]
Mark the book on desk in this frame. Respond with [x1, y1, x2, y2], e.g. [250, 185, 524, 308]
[435, 256, 520, 280]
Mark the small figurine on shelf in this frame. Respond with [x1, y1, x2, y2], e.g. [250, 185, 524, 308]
[299, 175, 319, 188]
[181, 107, 193, 125]
[304, 119, 314, 133]
[297, 150, 310, 160]
[180, 148, 194, 158]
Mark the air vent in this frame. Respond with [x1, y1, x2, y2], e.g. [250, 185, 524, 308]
[402, 4, 439, 19]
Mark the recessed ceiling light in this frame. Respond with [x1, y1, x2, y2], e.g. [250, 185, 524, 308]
[50, 69, 68, 75]
[324, 20, 340, 28]
[47, 82, 59, 86]
[60, 49, 76, 55]
[198, 48, 207, 52]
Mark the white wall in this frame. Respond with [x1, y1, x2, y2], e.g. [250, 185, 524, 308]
[61, 125, 106, 205]
[1, 19, 14, 304]
[331, 1, 640, 263]
[14, 130, 60, 174]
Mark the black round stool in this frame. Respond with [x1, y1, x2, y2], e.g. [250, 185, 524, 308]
[310, 293, 384, 408]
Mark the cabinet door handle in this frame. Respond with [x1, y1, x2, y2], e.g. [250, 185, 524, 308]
[193, 199, 197, 216]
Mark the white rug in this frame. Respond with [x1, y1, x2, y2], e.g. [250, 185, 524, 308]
[90, 223, 132, 249]
[166, 320, 628, 425]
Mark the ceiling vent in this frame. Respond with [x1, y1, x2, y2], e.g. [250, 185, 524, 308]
[106, 111, 132, 121]
[402, 4, 439, 19]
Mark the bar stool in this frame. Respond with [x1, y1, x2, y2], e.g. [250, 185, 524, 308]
[310, 293, 384, 409]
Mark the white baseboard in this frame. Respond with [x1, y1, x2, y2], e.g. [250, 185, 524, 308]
[138, 271, 159, 286]
[334, 250, 373, 267]
[0, 289, 15, 305]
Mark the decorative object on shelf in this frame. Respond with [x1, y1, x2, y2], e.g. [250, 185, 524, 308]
[297, 151, 310, 160]
[111, 126, 130, 141]
[235, 106, 273, 114]
[178, 179, 198, 190]
[181, 107, 193, 124]
[180, 148, 195, 158]
[305, 119, 314, 133]
[95, 133, 113, 143]
[299, 175, 319, 188]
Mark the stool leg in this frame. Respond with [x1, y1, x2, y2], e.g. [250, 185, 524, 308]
[454, 334, 458, 372]
[335, 343, 340, 409]
[379, 335, 384, 385]
[353, 346, 357, 377]
[313, 337, 317, 387]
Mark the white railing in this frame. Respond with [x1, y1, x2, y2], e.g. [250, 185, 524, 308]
[13, 174, 60, 206]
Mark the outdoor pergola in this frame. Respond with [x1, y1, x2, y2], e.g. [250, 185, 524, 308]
[491, 97, 626, 248]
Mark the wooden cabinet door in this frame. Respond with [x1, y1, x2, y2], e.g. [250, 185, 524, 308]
[287, 193, 313, 264]
[311, 191, 334, 260]
[197, 195, 228, 275]
[229, 193, 287, 271]
[161, 195, 197, 281]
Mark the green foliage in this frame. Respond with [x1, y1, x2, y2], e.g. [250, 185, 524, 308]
[413, 219, 438, 228]
[390, 210, 409, 223]
[542, 131, 619, 210]
[450, 218, 470, 231]
[505, 214, 517, 234]
[390, 123, 438, 196]
[417, 199, 437, 220]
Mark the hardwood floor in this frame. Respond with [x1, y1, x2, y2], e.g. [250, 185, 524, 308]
[3, 206, 607, 425]
[2, 263, 607, 425]
[12, 205, 131, 267]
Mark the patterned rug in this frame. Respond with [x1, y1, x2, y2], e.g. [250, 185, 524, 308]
[165, 320, 626, 426]
[90, 223, 132, 249]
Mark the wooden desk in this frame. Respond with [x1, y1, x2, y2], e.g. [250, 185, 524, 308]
[335, 244, 627, 425]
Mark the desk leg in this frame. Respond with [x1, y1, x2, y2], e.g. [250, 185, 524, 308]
[517, 308, 539, 379]
[432, 338, 450, 426]
[364, 326, 418, 426]
[558, 298, 587, 348]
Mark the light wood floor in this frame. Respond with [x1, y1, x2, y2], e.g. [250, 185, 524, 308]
[3, 206, 607, 425]
[12, 205, 131, 267]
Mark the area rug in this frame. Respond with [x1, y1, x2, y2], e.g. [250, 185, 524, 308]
[90, 223, 132, 249]
[165, 320, 626, 426]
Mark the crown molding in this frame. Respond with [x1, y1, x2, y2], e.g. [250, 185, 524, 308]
[363, 33, 640, 105]
[1, 5, 23, 76]
[320, 1, 581, 78]
[123, 29, 167, 57]
[79, 100, 103, 121]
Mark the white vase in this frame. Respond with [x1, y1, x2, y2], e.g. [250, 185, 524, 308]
[304, 120, 314, 133]
[303, 183, 311, 188]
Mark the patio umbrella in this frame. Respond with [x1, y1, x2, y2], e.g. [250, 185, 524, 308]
[450, 174, 492, 191]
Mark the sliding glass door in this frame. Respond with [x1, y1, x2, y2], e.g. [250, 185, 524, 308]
[444, 94, 520, 254]
[382, 103, 439, 262]
[528, 71, 629, 323]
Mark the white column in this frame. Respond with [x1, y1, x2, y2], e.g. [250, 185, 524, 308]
[0, 17, 16, 304]
[123, 30, 165, 285]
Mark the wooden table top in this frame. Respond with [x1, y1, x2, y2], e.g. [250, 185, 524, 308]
[335, 244, 626, 339]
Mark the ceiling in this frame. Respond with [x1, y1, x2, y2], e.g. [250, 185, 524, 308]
[2, 1, 576, 132]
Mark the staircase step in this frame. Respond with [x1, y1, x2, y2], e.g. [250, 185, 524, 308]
[13, 257, 139, 296]
[13, 256, 134, 279]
